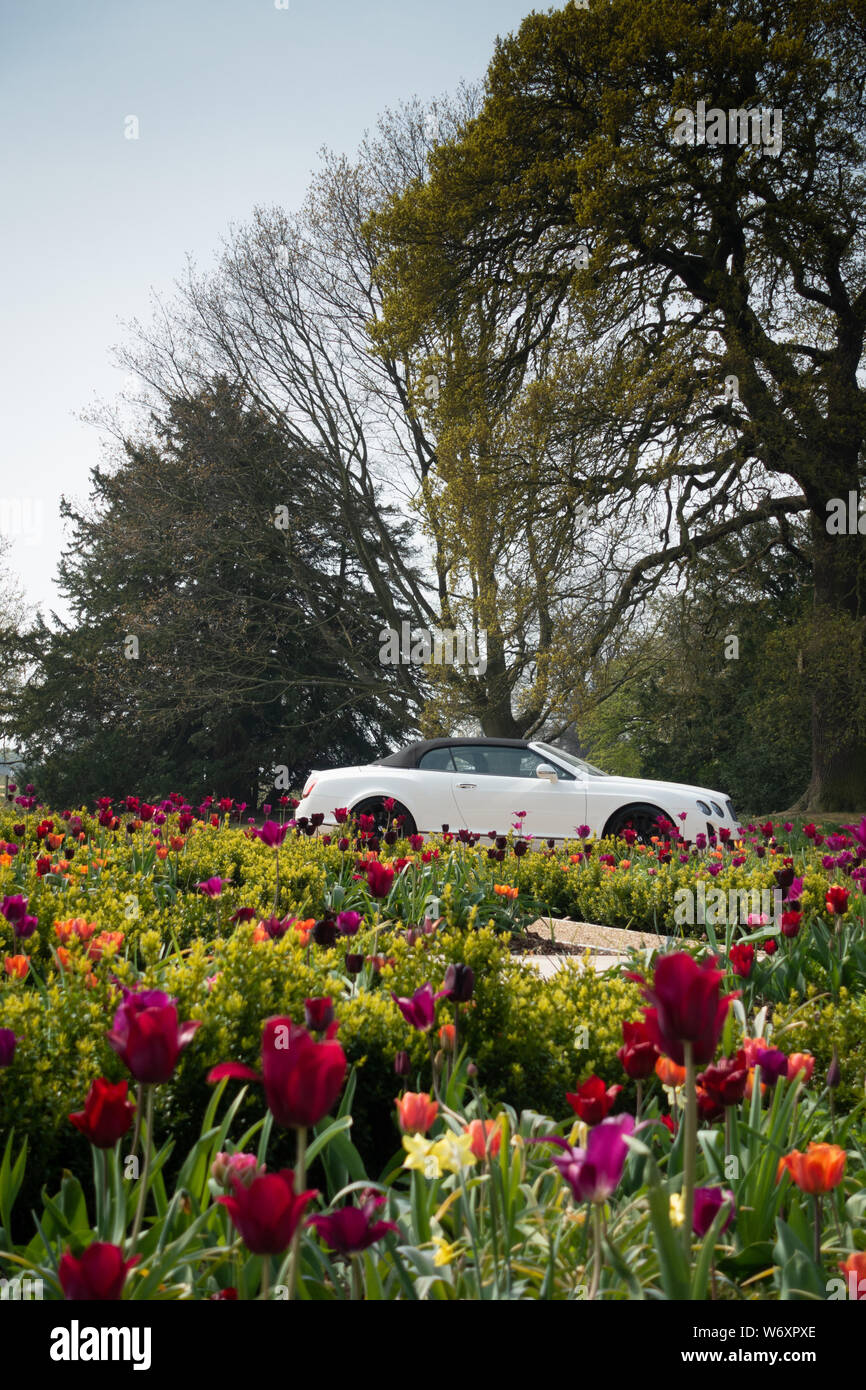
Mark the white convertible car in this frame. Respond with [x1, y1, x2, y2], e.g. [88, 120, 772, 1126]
[300, 737, 739, 843]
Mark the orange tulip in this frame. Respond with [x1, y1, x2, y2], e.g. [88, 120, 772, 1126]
[655, 1055, 686, 1088]
[744, 1067, 766, 1101]
[0, 854, 11, 869]
[156, 846, 169, 860]
[395, 1091, 438, 1135]
[463, 1118, 502, 1160]
[87, 931, 124, 962]
[439, 1023, 456, 1051]
[170, 837, 186, 852]
[777, 1142, 847, 1194]
[56, 947, 73, 970]
[4, 955, 30, 980]
[787, 1052, 815, 1083]
[839, 1252, 866, 1300]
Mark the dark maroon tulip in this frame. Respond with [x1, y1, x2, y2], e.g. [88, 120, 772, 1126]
[365, 861, 395, 898]
[218, 1169, 317, 1255]
[697, 1050, 748, 1107]
[629, 953, 738, 1065]
[304, 997, 335, 1033]
[441, 963, 475, 1002]
[312, 918, 339, 947]
[0, 894, 28, 923]
[345, 953, 364, 975]
[692, 1187, 735, 1236]
[59, 1243, 139, 1300]
[209, 1016, 347, 1129]
[107, 988, 201, 1084]
[69, 1077, 135, 1148]
[392, 983, 443, 1032]
[308, 1195, 399, 1255]
[394, 1050, 411, 1076]
[617, 1019, 658, 1080]
[0, 1028, 16, 1068]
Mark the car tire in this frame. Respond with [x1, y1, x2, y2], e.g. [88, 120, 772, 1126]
[603, 803, 671, 844]
[352, 798, 417, 838]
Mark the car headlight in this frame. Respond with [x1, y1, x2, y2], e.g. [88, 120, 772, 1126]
[696, 800, 711, 815]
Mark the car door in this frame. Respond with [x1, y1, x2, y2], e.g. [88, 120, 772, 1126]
[448, 744, 586, 839]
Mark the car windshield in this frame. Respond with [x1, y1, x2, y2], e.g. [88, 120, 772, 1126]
[533, 742, 607, 777]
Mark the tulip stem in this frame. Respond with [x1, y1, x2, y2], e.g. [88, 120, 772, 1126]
[130, 1083, 144, 1157]
[128, 1084, 154, 1252]
[261, 1254, 271, 1301]
[350, 1254, 362, 1302]
[813, 1195, 822, 1267]
[635, 1081, 643, 1123]
[287, 1127, 308, 1301]
[589, 1203, 603, 1301]
[683, 1042, 697, 1258]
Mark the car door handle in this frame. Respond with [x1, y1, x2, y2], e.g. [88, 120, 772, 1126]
[457, 782, 477, 789]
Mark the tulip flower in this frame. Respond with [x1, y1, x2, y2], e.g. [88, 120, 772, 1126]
[3, 955, 29, 980]
[211, 1151, 262, 1190]
[197, 877, 228, 897]
[209, 1016, 347, 1129]
[395, 1091, 438, 1135]
[780, 910, 803, 938]
[58, 1242, 139, 1300]
[0, 1028, 16, 1067]
[692, 1187, 735, 1236]
[69, 1077, 135, 1148]
[787, 1052, 815, 1083]
[107, 988, 201, 1084]
[839, 1252, 866, 1300]
[617, 1019, 658, 1080]
[255, 820, 290, 849]
[364, 861, 395, 898]
[655, 1055, 686, 1087]
[308, 1195, 399, 1255]
[463, 1118, 503, 1160]
[826, 885, 850, 916]
[392, 982, 444, 1032]
[540, 1114, 635, 1205]
[0, 894, 28, 924]
[336, 910, 363, 935]
[728, 943, 754, 978]
[219, 1169, 317, 1255]
[777, 1142, 847, 1194]
[630, 952, 738, 1065]
[755, 1048, 789, 1085]
[441, 962, 475, 1002]
[566, 1074, 622, 1125]
[393, 1050, 411, 1076]
[696, 1050, 748, 1107]
[304, 997, 335, 1033]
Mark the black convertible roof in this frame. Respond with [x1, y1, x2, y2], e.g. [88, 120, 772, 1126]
[375, 737, 530, 769]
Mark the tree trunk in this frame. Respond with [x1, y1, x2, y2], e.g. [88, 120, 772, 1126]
[800, 511, 866, 811]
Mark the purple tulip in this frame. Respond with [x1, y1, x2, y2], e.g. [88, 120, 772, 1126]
[693, 1186, 735, 1236]
[308, 1195, 399, 1255]
[391, 983, 446, 1032]
[0, 1029, 16, 1068]
[336, 910, 363, 936]
[755, 1048, 789, 1085]
[1, 895, 28, 924]
[14, 914, 38, 940]
[255, 820, 290, 849]
[198, 877, 228, 897]
[538, 1114, 635, 1204]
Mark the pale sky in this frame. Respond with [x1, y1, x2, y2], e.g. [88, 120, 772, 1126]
[0, 0, 533, 619]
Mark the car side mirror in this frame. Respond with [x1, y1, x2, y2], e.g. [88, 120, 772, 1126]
[536, 764, 558, 783]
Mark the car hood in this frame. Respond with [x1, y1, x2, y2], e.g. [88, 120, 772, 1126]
[594, 773, 730, 805]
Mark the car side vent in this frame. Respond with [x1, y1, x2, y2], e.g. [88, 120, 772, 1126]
[726, 800, 736, 822]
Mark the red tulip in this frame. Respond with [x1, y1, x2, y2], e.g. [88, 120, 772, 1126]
[826, 885, 850, 917]
[617, 1019, 658, 1079]
[69, 1077, 135, 1148]
[107, 988, 201, 1084]
[219, 1169, 316, 1255]
[696, 1050, 748, 1107]
[209, 1016, 347, 1129]
[364, 861, 395, 898]
[728, 943, 754, 978]
[566, 1074, 622, 1125]
[59, 1242, 139, 1300]
[629, 952, 738, 1065]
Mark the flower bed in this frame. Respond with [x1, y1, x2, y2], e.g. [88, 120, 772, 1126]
[1, 790, 865, 1301]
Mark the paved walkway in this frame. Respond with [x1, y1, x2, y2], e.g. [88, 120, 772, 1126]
[521, 918, 668, 977]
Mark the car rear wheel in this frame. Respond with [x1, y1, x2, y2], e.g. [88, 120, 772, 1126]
[352, 798, 417, 838]
[603, 803, 670, 844]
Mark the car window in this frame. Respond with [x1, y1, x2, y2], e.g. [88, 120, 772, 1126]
[449, 745, 573, 779]
[419, 748, 455, 772]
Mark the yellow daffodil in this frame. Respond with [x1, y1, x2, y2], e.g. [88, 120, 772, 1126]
[431, 1131, 477, 1173]
[432, 1237, 463, 1267]
[669, 1193, 686, 1229]
[401, 1134, 442, 1179]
